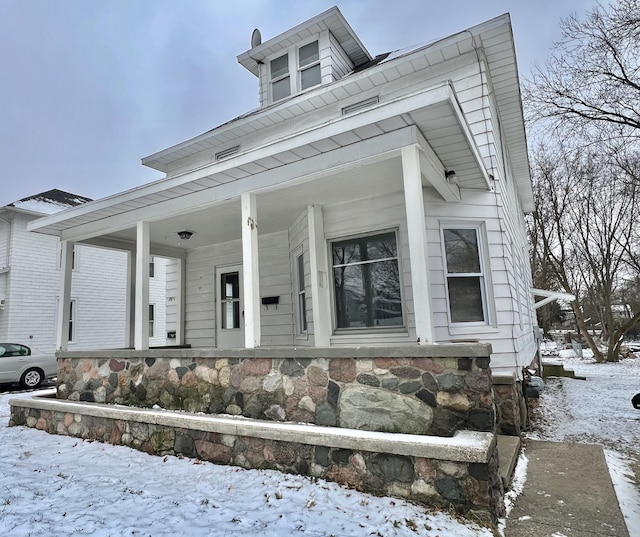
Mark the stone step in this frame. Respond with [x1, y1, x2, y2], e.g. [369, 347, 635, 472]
[497, 434, 521, 487]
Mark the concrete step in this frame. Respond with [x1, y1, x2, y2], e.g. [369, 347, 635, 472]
[497, 434, 521, 487]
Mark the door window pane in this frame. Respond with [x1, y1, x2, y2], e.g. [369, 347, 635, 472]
[221, 272, 240, 329]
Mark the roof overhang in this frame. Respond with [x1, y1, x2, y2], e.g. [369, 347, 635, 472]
[29, 82, 489, 248]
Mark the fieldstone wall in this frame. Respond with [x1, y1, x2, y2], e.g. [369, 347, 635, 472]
[9, 402, 504, 522]
[56, 347, 495, 437]
[493, 375, 525, 435]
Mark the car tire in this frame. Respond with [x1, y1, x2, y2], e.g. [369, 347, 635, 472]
[20, 368, 43, 389]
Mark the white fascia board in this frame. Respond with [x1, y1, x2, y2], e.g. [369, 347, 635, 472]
[57, 127, 420, 243]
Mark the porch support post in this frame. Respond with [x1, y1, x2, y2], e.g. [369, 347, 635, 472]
[126, 249, 136, 348]
[241, 193, 261, 348]
[307, 205, 331, 346]
[401, 145, 433, 344]
[56, 240, 74, 351]
[134, 221, 150, 350]
[175, 255, 186, 346]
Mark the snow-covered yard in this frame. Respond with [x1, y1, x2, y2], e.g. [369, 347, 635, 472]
[0, 388, 493, 537]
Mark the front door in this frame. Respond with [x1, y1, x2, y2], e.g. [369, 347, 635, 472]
[216, 265, 244, 348]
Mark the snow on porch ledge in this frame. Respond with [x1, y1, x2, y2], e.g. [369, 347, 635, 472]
[9, 395, 495, 463]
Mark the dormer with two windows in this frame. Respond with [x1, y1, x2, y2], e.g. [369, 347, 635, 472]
[237, 6, 372, 108]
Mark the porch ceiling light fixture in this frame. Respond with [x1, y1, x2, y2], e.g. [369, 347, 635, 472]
[177, 230, 194, 240]
[445, 170, 458, 184]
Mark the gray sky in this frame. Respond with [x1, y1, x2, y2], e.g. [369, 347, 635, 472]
[0, 0, 600, 206]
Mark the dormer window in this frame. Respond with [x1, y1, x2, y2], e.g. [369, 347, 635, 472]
[269, 40, 321, 102]
[270, 53, 290, 101]
[299, 41, 320, 90]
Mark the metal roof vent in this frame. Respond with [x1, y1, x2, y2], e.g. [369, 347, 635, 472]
[215, 145, 240, 161]
[342, 96, 380, 115]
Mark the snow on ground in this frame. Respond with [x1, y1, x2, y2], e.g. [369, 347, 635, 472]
[0, 389, 493, 537]
[529, 348, 640, 534]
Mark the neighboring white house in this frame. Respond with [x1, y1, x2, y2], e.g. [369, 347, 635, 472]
[0, 189, 167, 352]
[29, 8, 536, 379]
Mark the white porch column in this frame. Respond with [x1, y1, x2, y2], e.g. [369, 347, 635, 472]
[56, 240, 74, 351]
[126, 248, 136, 348]
[134, 221, 150, 350]
[401, 145, 433, 344]
[241, 193, 261, 348]
[307, 205, 331, 346]
[175, 256, 186, 346]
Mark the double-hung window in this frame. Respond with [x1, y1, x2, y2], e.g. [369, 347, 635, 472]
[270, 53, 290, 101]
[298, 41, 320, 90]
[149, 304, 155, 338]
[295, 251, 307, 334]
[270, 40, 321, 102]
[332, 231, 403, 329]
[442, 226, 488, 324]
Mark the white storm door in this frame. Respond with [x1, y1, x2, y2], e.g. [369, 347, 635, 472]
[216, 265, 244, 348]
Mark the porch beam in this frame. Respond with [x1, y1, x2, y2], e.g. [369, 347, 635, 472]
[55, 240, 74, 351]
[416, 131, 461, 202]
[241, 193, 261, 348]
[401, 145, 433, 345]
[307, 205, 331, 346]
[134, 221, 150, 350]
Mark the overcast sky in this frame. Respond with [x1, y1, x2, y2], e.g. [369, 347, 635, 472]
[0, 0, 600, 206]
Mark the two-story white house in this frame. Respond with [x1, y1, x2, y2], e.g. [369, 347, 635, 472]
[28, 8, 536, 432]
[0, 189, 168, 354]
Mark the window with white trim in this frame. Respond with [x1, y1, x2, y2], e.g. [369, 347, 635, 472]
[149, 257, 156, 278]
[269, 40, 321, 102]
[149, 304, 155, 338]
[295, 251, 307, 334]
[331, 231, 403, 329]
[442, 226, 489, 324]
[68, 299, 76, 343]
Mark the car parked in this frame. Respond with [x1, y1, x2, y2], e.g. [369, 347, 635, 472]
[0, 343, 56, 388]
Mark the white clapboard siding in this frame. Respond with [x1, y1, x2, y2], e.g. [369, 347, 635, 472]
[2, 212, 129, 353]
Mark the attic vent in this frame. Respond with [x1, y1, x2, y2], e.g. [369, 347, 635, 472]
[342, 96, 380, 115]
[215, 145, 240, 160]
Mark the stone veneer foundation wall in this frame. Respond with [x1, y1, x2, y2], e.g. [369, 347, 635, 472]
[55, 345, 495, 438]
[492, 375, 526, 436]
[9, 397, 504, 521]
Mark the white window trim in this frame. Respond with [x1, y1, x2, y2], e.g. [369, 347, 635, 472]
[268, 36, 322, 103]
[329, 228, 407, 334]
[440, 221, 496, 334]
[293, 248, 308, 338]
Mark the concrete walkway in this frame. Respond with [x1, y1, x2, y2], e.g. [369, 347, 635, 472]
[504, 440, 629, 537]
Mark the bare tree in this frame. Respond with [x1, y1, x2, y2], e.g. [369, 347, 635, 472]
[529, 142, 640, 362]
[526, 0, 640, 140]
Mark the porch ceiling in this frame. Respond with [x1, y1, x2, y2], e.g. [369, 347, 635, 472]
[29, 85, 488, 250]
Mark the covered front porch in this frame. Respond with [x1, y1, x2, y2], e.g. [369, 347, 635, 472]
[30, 83, 491, 354]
